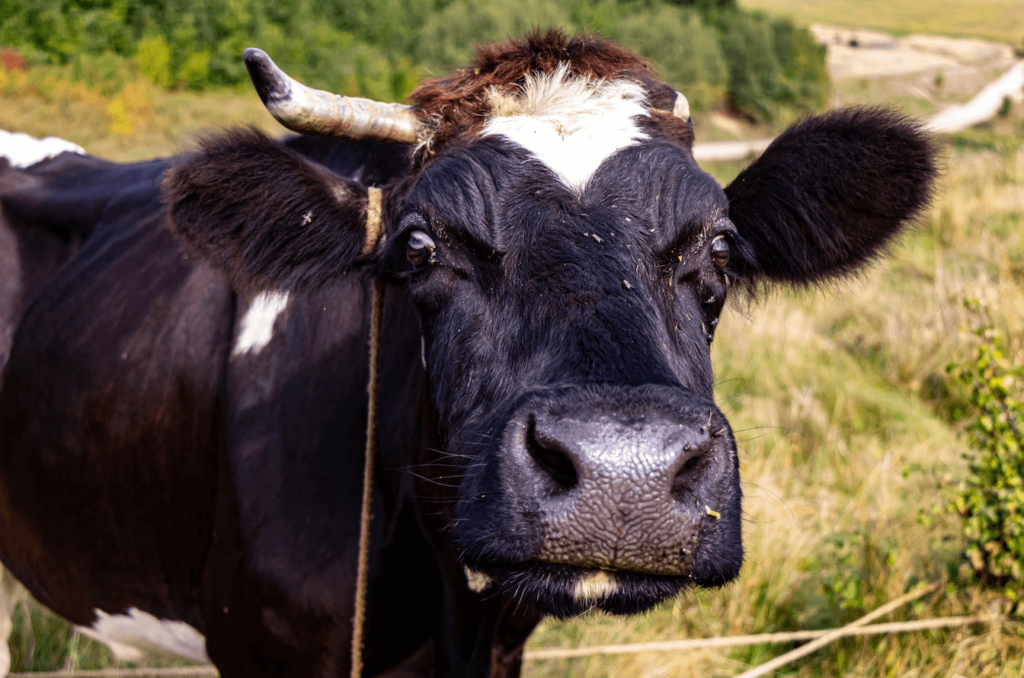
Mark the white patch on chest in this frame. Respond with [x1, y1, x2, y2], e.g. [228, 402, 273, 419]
[78, 608, 210, 663]
[482, 65, 650, 193]
[233, 291, 290, 357]
[0, 129, 85, 168]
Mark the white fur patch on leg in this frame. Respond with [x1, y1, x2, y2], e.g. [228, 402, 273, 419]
[78, 608, 210, 663]
[573, 570, 617, 603]
[0, 130, 85, 168]
[233, 291, 290, 357]
[483, 64, 650, 193]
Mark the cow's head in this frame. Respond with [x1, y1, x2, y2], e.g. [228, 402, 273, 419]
[165, 33, 936, 618]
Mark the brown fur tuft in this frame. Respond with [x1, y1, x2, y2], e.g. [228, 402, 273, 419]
[410, 30, 680, 156]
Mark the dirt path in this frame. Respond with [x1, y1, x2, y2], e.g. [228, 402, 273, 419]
[811, 24, 1016, 81]
[694, 26, 1023, 162]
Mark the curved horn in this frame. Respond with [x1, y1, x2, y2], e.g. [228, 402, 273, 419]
[243, 48, 423, 144]
[672, 91, 690, 121]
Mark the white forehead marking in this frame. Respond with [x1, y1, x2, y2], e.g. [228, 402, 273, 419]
[0, 129, 85, 168]
[79, 608, 210, 663]
[233, 291, 290, 357]
[482, 64, 650, 192]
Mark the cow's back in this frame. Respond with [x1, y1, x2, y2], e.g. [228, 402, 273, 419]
[0, 153, 232, 642]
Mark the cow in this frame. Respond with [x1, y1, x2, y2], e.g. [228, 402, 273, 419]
[0, 31, 936, 678]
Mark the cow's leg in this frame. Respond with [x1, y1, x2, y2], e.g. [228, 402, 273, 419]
[0, 565, 28, 677]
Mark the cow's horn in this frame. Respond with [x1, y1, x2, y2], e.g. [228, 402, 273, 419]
[243, 48, 422, 144]
[672, 91, 690, 121]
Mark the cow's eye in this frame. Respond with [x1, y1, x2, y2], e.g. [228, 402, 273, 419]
[710, 235, 730, 267]
[406, 230, 436, 267]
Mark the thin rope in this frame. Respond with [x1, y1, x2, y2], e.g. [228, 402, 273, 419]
[523, 614, 983, 660]
[6, 612, 985, 677]
[732, 580, 943, 678]
[350, 189, 385, 678]
[362, 187, 383, 257]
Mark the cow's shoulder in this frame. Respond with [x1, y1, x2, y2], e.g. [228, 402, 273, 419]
[0, 145, 230, 637]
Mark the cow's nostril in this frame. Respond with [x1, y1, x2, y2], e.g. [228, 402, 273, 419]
[673, 444, 706, 495]
[526, 416, 579, 489]
[679, 453, 702, 476]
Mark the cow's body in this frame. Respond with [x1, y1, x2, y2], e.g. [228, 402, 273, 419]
[0, 143, 539, 676]
[0, 32, 936, 677]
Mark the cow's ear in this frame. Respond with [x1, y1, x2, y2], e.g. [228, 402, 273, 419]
[724, 108, 938, 286]
[164, 127, 383, 294]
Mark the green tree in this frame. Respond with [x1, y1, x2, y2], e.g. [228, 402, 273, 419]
[613, 5, 725, 112]
[416, 0, 574, 75]
[718, 10, 825, 121]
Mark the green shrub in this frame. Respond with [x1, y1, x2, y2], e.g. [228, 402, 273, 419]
[770, 17, 828, 110]
[820, 530, 897, 616]
[136, 35, 172, 88]
[947, 302, 1024, 601]
[68, 51, 142, 97]
[612, 5, 726, 112]
[0, 0, 828, 114]
[718, 10, 826, 122]
[415, 0, 574, 75]
[177, 49, 211, 90]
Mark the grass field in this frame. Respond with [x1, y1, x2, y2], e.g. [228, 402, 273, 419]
[3, 42, 1024, 677]
[740, 0, 1024, 44]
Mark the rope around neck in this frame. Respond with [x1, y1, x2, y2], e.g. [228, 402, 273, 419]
[351, 187, 384, 678]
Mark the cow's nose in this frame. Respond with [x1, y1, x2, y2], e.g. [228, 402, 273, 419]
[523, 413, 711, 499]
[505, 408, 733, 575]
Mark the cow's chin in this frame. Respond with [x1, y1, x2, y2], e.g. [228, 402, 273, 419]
[477, 562, 693, 618]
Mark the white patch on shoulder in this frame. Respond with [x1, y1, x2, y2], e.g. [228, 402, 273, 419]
[0, 129, 85, 168]
[482, 64, 650, 192]
[233, 291, 290, 357]
[78, 608, 210, 663]
[573, 570, 617, 603]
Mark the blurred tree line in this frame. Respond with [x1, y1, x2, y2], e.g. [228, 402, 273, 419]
[0, 0, 826, 122]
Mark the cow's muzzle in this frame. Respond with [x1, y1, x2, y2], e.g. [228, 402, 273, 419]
[501, 399, 740, 578]
[450, 386, 742, 615]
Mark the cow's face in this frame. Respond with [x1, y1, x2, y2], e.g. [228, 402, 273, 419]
[386, 84, 744, 614]
[166, 36, 936, 620]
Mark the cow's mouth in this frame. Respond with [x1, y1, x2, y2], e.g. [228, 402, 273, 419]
[470, 562, 694, 617]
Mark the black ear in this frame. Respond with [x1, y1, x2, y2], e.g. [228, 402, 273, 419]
[164, 127, 381, 294]
[724, 107, 938, 286]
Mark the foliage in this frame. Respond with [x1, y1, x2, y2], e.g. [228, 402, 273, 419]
[947, 302, 1024, 600]
[416, 0, 573, 75]
[820, 530, 897, 616]
[717, 9, 827, 122]
[610, 5, 726, 112]
[0, 0, 827, 120]
[0, 0, 421, 102]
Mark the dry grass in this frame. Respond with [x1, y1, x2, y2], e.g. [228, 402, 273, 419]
[739, 0, 1024, 44]
[0, 65, 278, 162]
